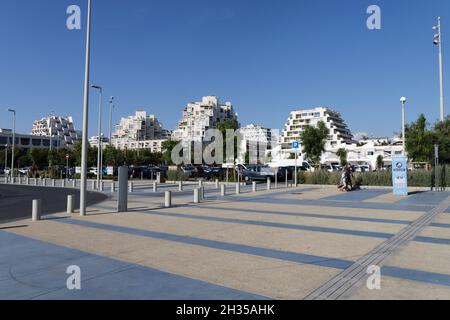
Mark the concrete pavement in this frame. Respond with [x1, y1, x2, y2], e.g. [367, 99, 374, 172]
[1, 183, 450, 300]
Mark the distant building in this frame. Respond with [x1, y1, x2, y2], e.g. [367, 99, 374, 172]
[172, 96, 238, 142]
[31, 116, 80, 147]
[281, 107, 355, 151]
[89, 136, 110, 149]
[237, 124, 277, 163]
[0, 128, 73, 150]
[111, 111, 170, 152]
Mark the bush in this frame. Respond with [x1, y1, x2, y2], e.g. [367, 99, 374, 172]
[167, 169, 189, 181]
[298, 170, 433, 187]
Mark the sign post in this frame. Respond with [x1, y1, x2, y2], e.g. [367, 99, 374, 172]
[392, 156, 408, 196]
[292, 141, 300, 186]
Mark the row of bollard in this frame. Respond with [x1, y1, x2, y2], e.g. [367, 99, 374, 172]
[31, 194, 75, 221]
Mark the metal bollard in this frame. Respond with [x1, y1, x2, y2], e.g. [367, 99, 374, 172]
[18, 176, 22, 184]
[111, 181, 115, 193]
[215, 179, 219, 189]
[275, 173, 278, 189]
[52, 179, 56, 187]
[156, 172, 161, 184]
[267, 177, 271, 191]
[178, 181, 183, 191]
[118, 166, 128, 212]
[34, 178, 38, 186]
[199, 180, 203, 188]
[221, 184, 226, 196]
[128, 182, 134, 193]
[26, 176, 30, 185]
[236, 183, 240, 195]
[200, 187, 205, 201]
[165, 191, 172, 208]
[62, 179, 66, 188]
[153, 181, 158, 193]
[32, 199, 42, 221]
[253, 181, 257, 192]
[67, 195, 74, 214]
[92, 180, 96, 190]
[285, 169, 289, 188]
[73, 179, 77, 188]
[99, 181, 104, 192]
[194, 188, 200, 204]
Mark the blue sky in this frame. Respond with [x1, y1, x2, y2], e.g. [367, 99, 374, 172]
[0, 0, 448, 137]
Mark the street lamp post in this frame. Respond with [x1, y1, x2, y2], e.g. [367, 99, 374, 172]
[109, 96, 114, 146]
[7, 109, 16, 179]
[80, 0, 92, 217]
[4, 144, 7, 180]
[434, 17, 445, 122]
[400, 97, 407, 156]
[91, 85, 103, 186]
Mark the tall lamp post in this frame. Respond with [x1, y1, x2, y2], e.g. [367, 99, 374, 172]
[400, 97, 407, 156]
[4, 144, 8, 179]
[7, 109, 16, 179]
[80, 0, 92, 217]
[91, 84, 103, 186]
[109, 96, 114, 146]
[433, 17, 445, 122]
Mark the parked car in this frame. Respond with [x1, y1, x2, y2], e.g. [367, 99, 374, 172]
[243, 165, 276, 183]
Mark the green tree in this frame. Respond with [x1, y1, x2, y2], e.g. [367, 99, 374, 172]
[376, 155, 384, 170]
[433, 116, 450, 164]
[336, 148, 348, 166]
[405, 114, 434, 163]
[162, 140, 180, 165]
[300, 121, 329, 168]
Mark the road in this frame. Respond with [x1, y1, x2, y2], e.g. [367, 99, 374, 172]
[0, 185, 108, 223]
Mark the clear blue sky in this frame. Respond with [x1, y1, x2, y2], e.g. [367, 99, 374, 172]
[0, 0, 448, 137]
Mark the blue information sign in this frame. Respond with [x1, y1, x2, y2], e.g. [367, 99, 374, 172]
[392, 156, 408, 196]
[292, 141, 300, 149]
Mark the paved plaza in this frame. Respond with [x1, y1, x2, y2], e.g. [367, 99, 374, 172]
[1, 181, 450, 300]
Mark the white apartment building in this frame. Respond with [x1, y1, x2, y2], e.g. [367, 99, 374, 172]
[172, 96, 238, 142]
[111, 111, 170, 152]
[281, 107, 355, 151]
[31, 116, 79, 147]
[237, 124, 278, 163]
[89, 136, 110, 149]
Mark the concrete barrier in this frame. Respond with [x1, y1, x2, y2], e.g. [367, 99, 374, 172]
[32, 199, 41, 221]
[165, 191, 172, 208]
[194, 188, 200, 204]
[67, 195, 74, 214]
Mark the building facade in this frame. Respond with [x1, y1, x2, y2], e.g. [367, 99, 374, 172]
[237, 124, 278, 163]
[281, 107, 355, 151]
[111, 111, 170, 152]
[172, 96, 238, 142]
[0, 128, 69, 150]
[31, 116, 80, 147]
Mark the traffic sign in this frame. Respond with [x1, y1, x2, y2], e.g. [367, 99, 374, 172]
[292, 141, 300, 150]
[65, 154, 70, 160]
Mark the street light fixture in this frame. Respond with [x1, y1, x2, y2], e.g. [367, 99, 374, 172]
[7, 109, 16, 179]
[80, 0, 92, 217]
[400, 97, 407, 156]
[109, 96, 115, 146]
[433, 17, 445, 122]
[91, 84, 103, 186]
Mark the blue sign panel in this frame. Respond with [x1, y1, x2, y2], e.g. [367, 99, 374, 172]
[392, 156, 408, 196]
[292, 141, 300, 149]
